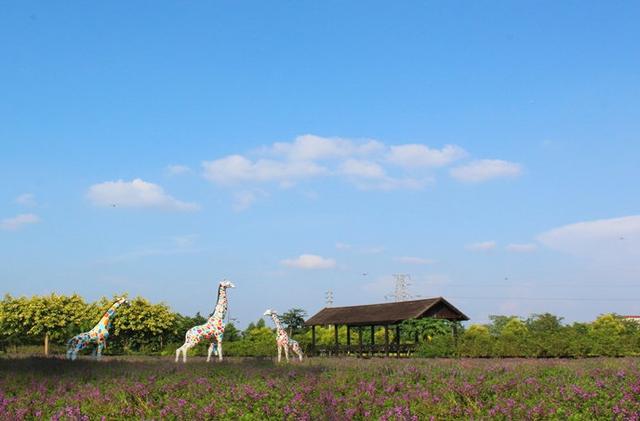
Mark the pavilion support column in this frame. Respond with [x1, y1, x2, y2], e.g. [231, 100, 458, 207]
[396, 325, 401, 358]
[358, 327, 363, 358]
[347, 326, 351, 355]
[370, 325, 375, 356]
[452, 322, 459, 349]
[334, 324, 339, 356]
[384, 325, 390, 357]
[311, 326, 316, 356]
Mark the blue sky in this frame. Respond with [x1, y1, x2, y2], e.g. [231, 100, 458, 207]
[1, 2, 639, 327]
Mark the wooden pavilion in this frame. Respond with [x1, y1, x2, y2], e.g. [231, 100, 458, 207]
[304, 297, 469, 357]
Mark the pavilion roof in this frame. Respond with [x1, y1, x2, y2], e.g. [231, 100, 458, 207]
[305, 297, 469, 327]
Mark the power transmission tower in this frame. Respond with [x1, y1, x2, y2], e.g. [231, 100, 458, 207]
[385, 273, 415, 302]
[325, 290, 334, 307]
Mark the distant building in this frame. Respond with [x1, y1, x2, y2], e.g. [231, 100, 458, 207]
[622, 315, 640, 322]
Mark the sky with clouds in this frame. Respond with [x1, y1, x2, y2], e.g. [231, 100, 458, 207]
[1, 2, 639, 327]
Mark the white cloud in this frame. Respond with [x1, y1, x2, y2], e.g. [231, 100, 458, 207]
[335, 242, 352, 250]
[1, 213, 40, 231]
[281, 254, 336, 269]
[388, 144, 467, 168]
[232, 190, 266, 212]
[394, 256, 436, 265]
[340, 159, 386, 179]
[200, 135, 521, 208]
[87, 179, 200, 211]
[166, 164, 191, 176]
[15, 193, 36, 207]
[538, 215, 640, 259]
[450, 159, 522, 183]
[466, 241, 497, 251]
[506, 243, 538, 253]
[202, 155, 328, 185]
[270, 134, 384, 161]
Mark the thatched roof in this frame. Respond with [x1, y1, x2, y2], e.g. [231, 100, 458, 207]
[305, 297, 469, 326]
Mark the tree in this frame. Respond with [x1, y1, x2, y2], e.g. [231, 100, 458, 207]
[400, 318, 453, 342]
[223, 322, 240, 342]
[0, 295, 31, 351]
[23, 293, 91, 355]
[488, 315, 520, 336]
[110, 296, 176, 353]
[281, 308, 307, 336]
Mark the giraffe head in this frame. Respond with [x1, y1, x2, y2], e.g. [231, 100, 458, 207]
[220, 279, 235, 289]
[113, 297, 129, 307]
[264, 309, 278, 317]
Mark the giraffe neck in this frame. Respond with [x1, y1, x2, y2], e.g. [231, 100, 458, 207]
[96, 300, 123, 329]
[209, 287, 228, 323]
[271, 314, 286, 333]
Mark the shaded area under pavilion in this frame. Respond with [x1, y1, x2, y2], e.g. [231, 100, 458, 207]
[304, 297, 469, 357]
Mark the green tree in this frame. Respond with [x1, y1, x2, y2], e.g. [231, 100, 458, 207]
[0, 295, 31, 351]
[23, 293, 91, 355]
[400, 318, 453, 342]
[223, 322, 240, 342]
[458, 324, 492, 357]
[281, 308, 307, 336]
[589, 313, 627, 356]
[109, 296, 176, 354]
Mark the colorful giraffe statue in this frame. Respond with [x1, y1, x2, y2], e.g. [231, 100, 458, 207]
[175, 280, 235, 363]
[66, 297, 129, 361]
[264, 309, 304, 362]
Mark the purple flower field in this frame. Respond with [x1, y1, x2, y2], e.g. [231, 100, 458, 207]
[1, 356, 640, 420]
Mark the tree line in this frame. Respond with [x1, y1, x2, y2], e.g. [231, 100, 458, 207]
[1, 293, 639, 358]
[0, 293, 306, 357]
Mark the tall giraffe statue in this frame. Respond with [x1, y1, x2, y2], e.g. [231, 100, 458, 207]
[175, 280, 235, 363]
[264, 309, 304, 362]
[66, 297, 129, 361]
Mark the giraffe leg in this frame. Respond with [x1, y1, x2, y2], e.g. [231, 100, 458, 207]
[175, 342, 190, 363]
[97, 342, 104, 361]
[71, 341, 84, 361]
[217, 340, 223, 362]
[66, 338, 76, 360]
[206, 343, 215, 362]
[284, 344, 290, 362]
[293, 342, 303, 361]
[277, 344, 282, 363]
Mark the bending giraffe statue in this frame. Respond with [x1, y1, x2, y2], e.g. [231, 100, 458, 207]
[66, 297, 129, 361]
[264, 309, 304, 362]
[175, 280, 235, 363]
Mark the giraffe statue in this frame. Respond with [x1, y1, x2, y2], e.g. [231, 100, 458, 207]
[264, 309, 304, 362]
[175, 280, 235, 363]
[66, 297, 129, 361]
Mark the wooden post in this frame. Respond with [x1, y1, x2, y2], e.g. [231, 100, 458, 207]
[395, 325, 401, 358]
[346, 326, 351, 355]
[384, 325, 389, 357]
[358, 327, 363, 357]
[44, 333, 49, 356]
[334, 324, 339, 355]
[311, 325, 316, 356]
[370, 325, 375, 356]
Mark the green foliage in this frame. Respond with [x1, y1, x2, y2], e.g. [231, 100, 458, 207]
[400, 318, 453, 342]
[3, 293, 640, 359]
[280, 308, 307, 335]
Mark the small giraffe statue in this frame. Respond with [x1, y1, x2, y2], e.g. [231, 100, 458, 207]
[264, 309, 303, 362]
[175, 280, 235, 363]
[66, 297, 129, 361]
